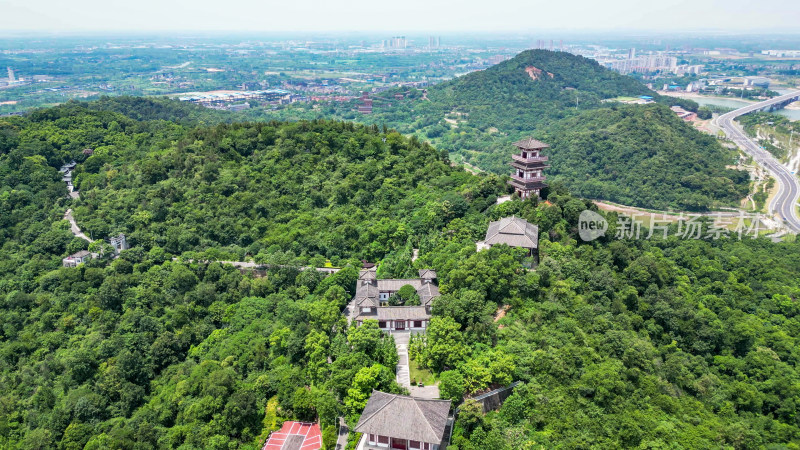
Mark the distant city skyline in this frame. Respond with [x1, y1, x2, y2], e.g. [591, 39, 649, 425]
[1, 0, 799, 34]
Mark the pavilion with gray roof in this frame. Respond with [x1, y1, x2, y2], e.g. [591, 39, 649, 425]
[476, 216, 539, 260]
[355, 391, 451, 450]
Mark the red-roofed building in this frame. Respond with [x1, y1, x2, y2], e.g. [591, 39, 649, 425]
[670, 105, 697, 121]
[263, 421, 322, 450]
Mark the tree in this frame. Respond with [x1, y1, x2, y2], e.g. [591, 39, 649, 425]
[347, 320, 382, 358]
[392, 284, 420, 306]
[456, 399, 484, 437]
[439, 370, 466, 402]
[432, 290, 495, 343]
[444, 246, 523, 303]
[293, 387, 317, 421]
[322, 425, 337, 450]
[344, 364, 395, 416]
[308, 299, 341, 333]
[305, 329, 330, 384]
[424, 316, 467, 372]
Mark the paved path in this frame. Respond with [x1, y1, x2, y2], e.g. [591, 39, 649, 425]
[714, 90, 800, 233]
[409, 383, 441, 399]
[335, 417, 348, 450]
[394, 331, 411, 389]
[175, 258, 340, 275]
[496, 195, 512, 205]
[391, 331, 441, 398]
[64, 209, 93, 243]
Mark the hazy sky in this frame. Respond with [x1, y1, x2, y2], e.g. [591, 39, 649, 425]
[1, 0, 798, 33]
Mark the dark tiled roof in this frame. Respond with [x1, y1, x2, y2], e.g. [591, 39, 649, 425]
[355, 283, 379, 300]
[418, 269, 437, 279]
[355, 296, 379, 309]
[376, 279, 422, 292]
[355, 391, 451, 443]
[359, 269, 377, 280]
[281, 434, 304, 450]
[512, 137, 549, 150]
[349, 271, 441, 322]
[417, 283, 440, 307]
[484, 216, 539, 249]
[362, 306, 430, 321]
[354, 277, 440, 305]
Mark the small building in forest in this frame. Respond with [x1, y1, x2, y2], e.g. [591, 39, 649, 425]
[476, 216, 539, 259]
[670, 105, 697, 121]
[109, 233, 129, 254]
[355, 391, 451, 450]
[358, 92, 373, 114]
[62, 250, 94, 268]
[345, 268, 440, 331]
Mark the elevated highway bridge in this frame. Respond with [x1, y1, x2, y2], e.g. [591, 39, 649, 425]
[713, 90, 800, 233]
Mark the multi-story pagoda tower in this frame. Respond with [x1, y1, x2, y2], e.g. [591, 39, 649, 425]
[509, 137, 549, 199]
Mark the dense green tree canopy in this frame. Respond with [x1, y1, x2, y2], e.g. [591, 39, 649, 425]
[1, 99, 799, 449]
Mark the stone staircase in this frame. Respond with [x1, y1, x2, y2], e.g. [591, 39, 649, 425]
[394, 332, 411, 388]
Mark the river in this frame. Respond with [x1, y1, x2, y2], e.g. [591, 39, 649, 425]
[689, 95, 800, 121]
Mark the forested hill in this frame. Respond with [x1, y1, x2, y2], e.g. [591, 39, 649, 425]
[85, 96, 232, 124]
[540, 104, 749, 210]
[425, 48, 656, 131]
[266, 50, 744, 210]
[2, 99, 800, 448]
[2, 100, 505, 265]
[0, 100, 506, 448]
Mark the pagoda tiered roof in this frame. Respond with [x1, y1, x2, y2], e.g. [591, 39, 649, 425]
[511, 153, 549, 164]
[509, 175, 547, 190]
[512, 137, 550, 150]
[511, 159, 550, 171]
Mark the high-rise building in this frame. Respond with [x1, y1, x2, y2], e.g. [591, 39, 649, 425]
[388, 36, 406, 49]
[628, 48, 636, 59]
[600, 55, 677, 74]
[383, 37, 407, 50]
[508, 138, 549, 199]
[7, 67, 15, 83]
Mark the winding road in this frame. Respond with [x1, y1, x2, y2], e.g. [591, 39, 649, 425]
[714, 90, 800, 233]
[64, 208, 93, 243]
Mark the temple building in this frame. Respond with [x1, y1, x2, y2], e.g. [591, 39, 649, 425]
[508, 137, 549, 199]
[476, 216, 539, 264]
[477, 216, 538, 253]
[344, 268, 440, 331]
[355, 391, 451, 450]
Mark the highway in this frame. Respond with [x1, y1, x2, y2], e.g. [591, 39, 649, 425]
[714, 90, 800, 233]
